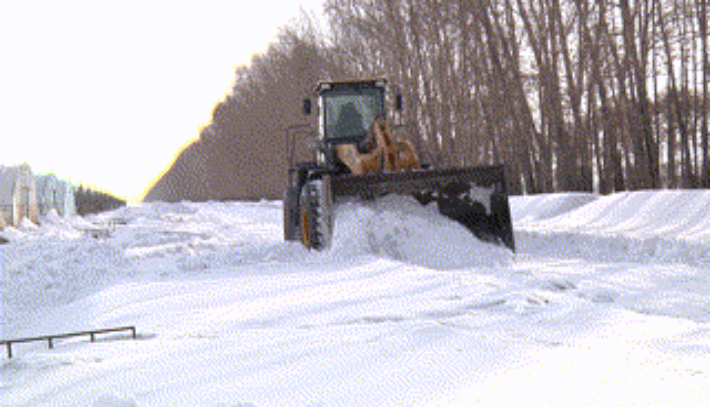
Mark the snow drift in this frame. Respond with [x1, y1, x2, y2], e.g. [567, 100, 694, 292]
[2, 190, 710, 406]
[515, 190, 710, 266]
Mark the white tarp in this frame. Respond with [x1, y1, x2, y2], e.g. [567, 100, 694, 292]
[14, 164, 39, 226]
[1, 165, 78, 228]
[0, 163, 39, 227]
[36, 174, 77, 218]
[36, 173, 59, 216]
[0, 165, 15, 227]
[57, 179, 76, 217]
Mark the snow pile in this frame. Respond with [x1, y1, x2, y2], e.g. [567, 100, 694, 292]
[1, 218, 127, 337]
[96, 201, 310, 275]
[333, 195, 513, 269]
[511, 192, 598, 223]
[514, 190, 710, 266]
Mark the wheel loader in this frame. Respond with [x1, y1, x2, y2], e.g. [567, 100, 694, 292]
[283, 79, 515, 252]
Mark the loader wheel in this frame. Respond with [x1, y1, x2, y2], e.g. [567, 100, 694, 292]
[299, 178, 333, 251]
[283, 186, 300, 241]
[299, 192, 312, 249]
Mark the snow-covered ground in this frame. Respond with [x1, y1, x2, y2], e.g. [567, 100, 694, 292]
[2, 191, 710, 406]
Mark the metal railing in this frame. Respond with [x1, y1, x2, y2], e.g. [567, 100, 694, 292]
[1, 326, 137, 358]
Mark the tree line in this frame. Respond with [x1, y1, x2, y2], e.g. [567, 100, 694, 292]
[145, 0, 709, 201]
[76, 185, 126, 216]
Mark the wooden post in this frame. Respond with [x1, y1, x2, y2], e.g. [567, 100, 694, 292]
[6, 343, 11, 359]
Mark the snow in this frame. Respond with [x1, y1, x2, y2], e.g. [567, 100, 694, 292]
[2, 191, 710, 406]
[515, 190, 710, 266]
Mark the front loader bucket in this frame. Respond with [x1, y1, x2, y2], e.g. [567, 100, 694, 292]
[330, 165, 516, 252]
[427, 180, 515, 252]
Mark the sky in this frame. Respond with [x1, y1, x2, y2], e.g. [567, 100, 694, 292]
[0, 0, 324, 203]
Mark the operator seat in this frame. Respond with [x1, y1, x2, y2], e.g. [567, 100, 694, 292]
[333, 102, 365, 139]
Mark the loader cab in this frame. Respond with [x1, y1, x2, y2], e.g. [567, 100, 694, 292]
[315, 80, 387, 146]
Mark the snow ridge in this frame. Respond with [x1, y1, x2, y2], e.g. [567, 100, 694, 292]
[514, 190, 710, 267]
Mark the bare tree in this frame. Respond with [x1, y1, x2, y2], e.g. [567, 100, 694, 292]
[144, 0, 710, 202]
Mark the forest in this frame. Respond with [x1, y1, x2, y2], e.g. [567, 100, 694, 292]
[75, 186, 126, 216]
[144, 0, 709, 201]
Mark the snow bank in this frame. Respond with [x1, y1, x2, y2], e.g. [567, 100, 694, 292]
[1, 216, 128, 337]
[511, 192, 598, 223]
[1, 200, 319, 338]
[332, 195, 513, 269]
[514, 190, 710, 266]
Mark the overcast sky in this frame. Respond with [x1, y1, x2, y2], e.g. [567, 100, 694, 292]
[0, 0, 324, 202]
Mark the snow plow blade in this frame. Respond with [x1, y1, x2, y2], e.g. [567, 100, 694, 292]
[330, 165, 515, 252]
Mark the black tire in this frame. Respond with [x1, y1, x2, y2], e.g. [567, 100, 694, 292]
[283, 186, 300, 241]
[299, 187, 314, 249]
[299, 178, 333, 251]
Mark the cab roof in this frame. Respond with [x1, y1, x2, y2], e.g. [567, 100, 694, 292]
[315, 78, 387, 95]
